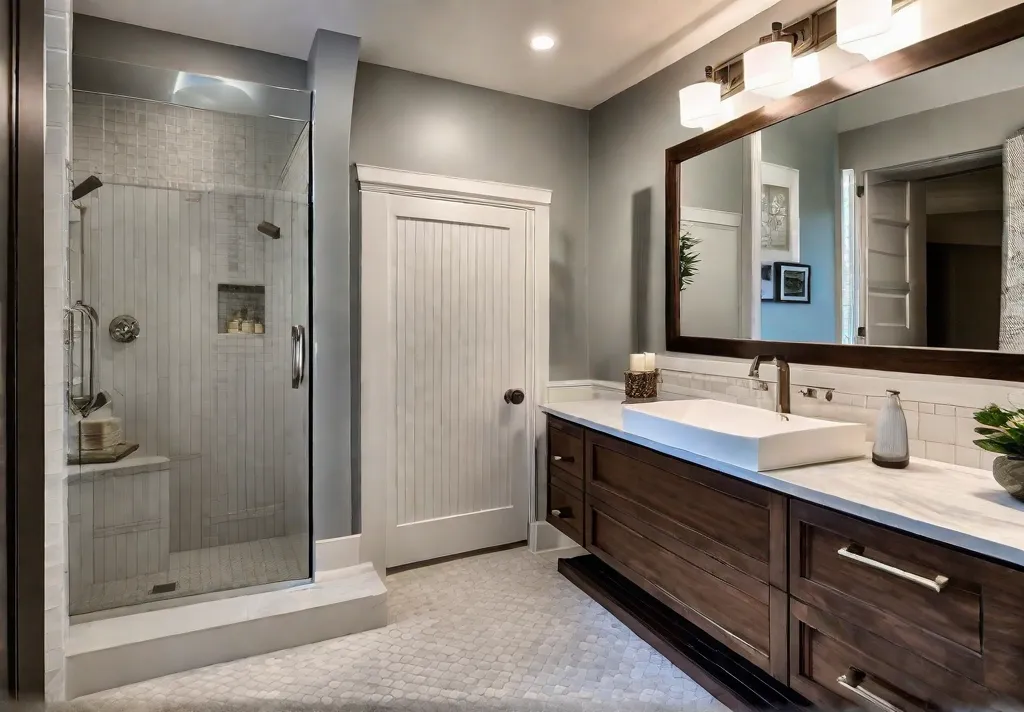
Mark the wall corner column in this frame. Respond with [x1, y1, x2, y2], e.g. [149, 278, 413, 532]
[306, 30, 361, 546]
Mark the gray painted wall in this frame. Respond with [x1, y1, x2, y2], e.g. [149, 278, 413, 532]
[73, 15, 308, 90]
[308, 31, 361, 540]
[350, 62, 591, 381]
[587, 0, 828, 380]
[839, 85, 1024, 176]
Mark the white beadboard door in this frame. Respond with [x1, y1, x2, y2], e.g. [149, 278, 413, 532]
[385, 195, 530, 568]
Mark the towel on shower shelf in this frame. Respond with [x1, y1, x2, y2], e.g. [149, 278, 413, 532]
[78, 416, 123, 451]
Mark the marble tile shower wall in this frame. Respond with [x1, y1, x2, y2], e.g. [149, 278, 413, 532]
[659, 368, 1004, 470]
[71, 92, 305, 192]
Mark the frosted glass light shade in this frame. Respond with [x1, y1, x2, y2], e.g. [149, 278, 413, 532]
[743, 41, 793, 92]
[837, 0, 893, 47]
[679, 81, 721, 128]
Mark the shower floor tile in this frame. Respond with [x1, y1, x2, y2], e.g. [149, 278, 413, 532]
[70, 535, 309, 616]
[67, 547, 727, 712]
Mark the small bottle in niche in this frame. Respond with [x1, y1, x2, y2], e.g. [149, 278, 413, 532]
[872, 390, 910, 469]
[240, 307, 253, 334]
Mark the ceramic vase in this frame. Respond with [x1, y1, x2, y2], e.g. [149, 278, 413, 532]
[872, 390, 909, 469]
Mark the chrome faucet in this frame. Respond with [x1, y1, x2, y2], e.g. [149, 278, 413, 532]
[749, 355, 791, 414]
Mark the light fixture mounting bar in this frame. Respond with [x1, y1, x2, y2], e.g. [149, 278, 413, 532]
[710, 0, 913, 98]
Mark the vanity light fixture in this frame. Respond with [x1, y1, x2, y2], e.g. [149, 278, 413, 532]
[530, 34, 556, 52]
[679, 66, 723, 128]
[743, 23, 795, 92]
[837, 0, 893, 49]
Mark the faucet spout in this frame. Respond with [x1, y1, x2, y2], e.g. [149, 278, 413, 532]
[749, 355, 791, 414]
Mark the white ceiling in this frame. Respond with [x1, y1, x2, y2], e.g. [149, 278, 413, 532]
[73, 0, 780, 109]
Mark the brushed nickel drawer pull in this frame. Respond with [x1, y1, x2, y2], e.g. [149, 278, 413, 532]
[838, 545, 949, 593]
[551, 508, 572, 519]
[837, 668, 903, 712]
[552, 455, 574, 464]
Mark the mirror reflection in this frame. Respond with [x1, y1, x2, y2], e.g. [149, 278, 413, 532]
[678, 35, 1023, 351]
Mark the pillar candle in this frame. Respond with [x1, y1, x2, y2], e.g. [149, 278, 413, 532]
[643, 353, 657, 372]
[629, 354, 645, 372]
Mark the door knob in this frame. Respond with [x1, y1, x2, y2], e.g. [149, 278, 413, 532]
[504, 388, 525, 405]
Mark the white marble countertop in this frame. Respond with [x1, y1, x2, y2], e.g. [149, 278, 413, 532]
[542, 399, 1024, 568]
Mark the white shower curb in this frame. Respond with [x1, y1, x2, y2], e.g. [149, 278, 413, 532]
[66, 562, 387, 699]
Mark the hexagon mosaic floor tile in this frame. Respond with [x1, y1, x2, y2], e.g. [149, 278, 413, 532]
[64, 547, 727, 711]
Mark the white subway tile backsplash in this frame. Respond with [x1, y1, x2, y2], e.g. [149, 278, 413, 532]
[956, 417, 980, 448]
[904, 411, 919, 440]
[925, 441, 956, 463]
[919, 414, 956, 444]
[919, 402, 935, 414]
[866, 395, 887, 410]
[934, 404, 956, 416]
[955, 446, 981, 469]
[909, 439, 927, 458]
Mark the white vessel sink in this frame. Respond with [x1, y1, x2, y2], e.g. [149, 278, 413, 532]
[622, 400, 866, 471]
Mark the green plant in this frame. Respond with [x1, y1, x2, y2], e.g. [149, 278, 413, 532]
[973, 404, 1024, 459]
[679, 226, 702, 291]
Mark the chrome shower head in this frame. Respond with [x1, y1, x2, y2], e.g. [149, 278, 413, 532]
[72, 175, 103, 201]
[258, 221, 281, 239]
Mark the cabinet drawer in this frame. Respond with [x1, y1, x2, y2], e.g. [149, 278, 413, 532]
[587, 497, 773, 672]
[791, 500, 1024, 697]
[585, 430, 781, 585]
[791, 501, 984, 676]
[790, 600, 991, 711]
[547, 481, 583, 545]
[548, 419, 584, 483]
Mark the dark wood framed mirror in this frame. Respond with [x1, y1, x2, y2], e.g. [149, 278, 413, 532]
[666, 4, 1024, 381]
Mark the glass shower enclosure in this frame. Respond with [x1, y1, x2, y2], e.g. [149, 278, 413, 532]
[65, 58, 312, 616]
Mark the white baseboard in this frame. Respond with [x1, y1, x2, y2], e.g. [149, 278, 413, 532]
[528, 521, 577, 553]
[315, 534, 361, 575]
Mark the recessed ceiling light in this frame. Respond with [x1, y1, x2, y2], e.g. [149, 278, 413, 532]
[530, 34, 556, 52]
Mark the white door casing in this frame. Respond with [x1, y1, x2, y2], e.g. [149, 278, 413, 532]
[357, 166, 550, 574]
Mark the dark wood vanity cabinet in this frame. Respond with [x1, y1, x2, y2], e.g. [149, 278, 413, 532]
[546, 418, 585, 545]
[545, 416, 1024, 710]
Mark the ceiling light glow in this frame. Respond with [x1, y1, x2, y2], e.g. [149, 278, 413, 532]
[530, 34, 556, 52]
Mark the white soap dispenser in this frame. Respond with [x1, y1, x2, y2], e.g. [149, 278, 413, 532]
[872, 390, 909, 469]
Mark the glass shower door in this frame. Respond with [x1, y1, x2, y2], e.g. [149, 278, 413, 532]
[66, 81, 312, 615]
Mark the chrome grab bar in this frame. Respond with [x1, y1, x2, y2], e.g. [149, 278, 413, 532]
[65, 300, 100, 415]
[837, 668, 903, 712]
[292, 325, 306, 389]
[838, 545, 949, 593]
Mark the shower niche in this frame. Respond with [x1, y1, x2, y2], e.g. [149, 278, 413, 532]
[218, 283, 266, 335]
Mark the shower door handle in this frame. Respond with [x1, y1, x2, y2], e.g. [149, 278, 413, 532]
[292, 325, 306, 389]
